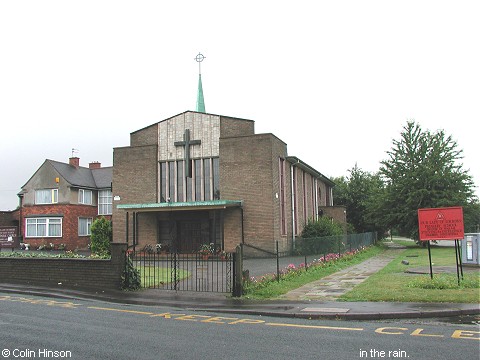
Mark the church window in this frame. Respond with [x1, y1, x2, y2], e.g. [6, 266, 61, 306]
[302, 172, 307, 225]
[204, 159, 211, 201]
[195, 159, 202, 201]
[177, 161, 184, 202]
[213, 158, 220, 199]
[160, 162, 167, 202]
[186, 162, 193, 201]
[169, 162, 175, 201]
[293, 166, 298, 235]
[279, 158, 287, 235]
[159, 158, 219, 203]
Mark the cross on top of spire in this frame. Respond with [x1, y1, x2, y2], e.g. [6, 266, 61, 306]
[195, 52, 205, 74]
[195, 52, 206, 113]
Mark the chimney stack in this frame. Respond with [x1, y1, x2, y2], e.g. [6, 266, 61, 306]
[89, 161, 101, 169]
[69, 157, 80, 168]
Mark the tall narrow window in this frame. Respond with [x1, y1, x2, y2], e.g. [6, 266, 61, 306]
[177, 161, 184, 202]
[279, 158, 287, 235]
[169, 162, 175, 202]
[160, 162, 167, 202]
[326, 186, 331, 206]
[195, 159, 202, 201]
[204, 159, 211, 201]
[293, 166, 298, 235]
[213, 158, 220, 199]
[302, 172, 307, 225]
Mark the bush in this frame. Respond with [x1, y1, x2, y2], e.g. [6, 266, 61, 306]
[122, 256, 141, 290]
[90, 217, 112, 256]
[298, 217, 345, 255]
[301, 217, 343, 238]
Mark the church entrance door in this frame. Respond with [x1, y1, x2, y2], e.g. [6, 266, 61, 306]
[176, 220, 209, 253]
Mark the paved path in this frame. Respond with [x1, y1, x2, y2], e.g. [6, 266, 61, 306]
[281, 246, 404, 301]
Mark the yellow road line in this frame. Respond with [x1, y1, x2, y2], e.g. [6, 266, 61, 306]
[88, 306, 154, 316]
[266, 322, 364, 331]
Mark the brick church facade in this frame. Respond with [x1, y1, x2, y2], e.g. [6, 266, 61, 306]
[112, 111, 339, 255]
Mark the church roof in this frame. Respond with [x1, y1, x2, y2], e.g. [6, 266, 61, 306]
[286, 156, 335, 187]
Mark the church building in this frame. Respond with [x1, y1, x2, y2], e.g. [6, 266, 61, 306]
[111, 54, 338, 255]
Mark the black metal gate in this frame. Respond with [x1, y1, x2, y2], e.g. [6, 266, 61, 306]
[125, 250, 235, 294]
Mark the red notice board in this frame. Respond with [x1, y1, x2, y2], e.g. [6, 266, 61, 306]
[418, 207, 464, 241]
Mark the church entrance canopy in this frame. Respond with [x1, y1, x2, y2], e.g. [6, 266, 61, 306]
[117, 200, 243, 253]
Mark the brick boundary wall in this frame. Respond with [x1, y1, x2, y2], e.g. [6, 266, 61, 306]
[0, 243, 127, 291]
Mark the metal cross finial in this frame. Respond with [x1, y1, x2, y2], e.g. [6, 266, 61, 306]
[195, 52, 205, 74]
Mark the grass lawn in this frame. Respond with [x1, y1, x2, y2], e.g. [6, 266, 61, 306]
[137, 266, 190, 288]
[339, 241, 480, 303]
[243, 245, 385, 299]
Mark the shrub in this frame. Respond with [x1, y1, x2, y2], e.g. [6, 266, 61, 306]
[122, 256, 141, 290]
[298, 217, 345, 255]
[90, 217, 112, 256]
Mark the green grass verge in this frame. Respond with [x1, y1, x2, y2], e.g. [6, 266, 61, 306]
[242, 245, 385, 299]
[339, 243, 480, 303]
[137, 266, 190, 288]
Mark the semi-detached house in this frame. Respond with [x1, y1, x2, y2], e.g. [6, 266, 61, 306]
[18, 157, 112, 250]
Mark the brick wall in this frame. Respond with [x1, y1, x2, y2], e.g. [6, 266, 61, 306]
[221, 133, 288, 254]
[0, 210, 19, 227]
[220, 116, 255, 138]
[112, 144, 158, 243]
[130, 123, 158, 146]
[223, 207, 243, 252]
[319, 205, 347, 232]
[0, 243, 126, 290]
[21, 204, 100, 250]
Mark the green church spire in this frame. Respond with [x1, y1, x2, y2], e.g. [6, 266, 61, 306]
[195, 53, 206, 113]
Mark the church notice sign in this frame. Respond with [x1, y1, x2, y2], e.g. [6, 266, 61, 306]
[418, 207, 464, 241]
[0, 226, 18, 247]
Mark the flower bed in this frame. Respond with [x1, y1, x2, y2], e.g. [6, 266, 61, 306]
[244, 247, 367, 293]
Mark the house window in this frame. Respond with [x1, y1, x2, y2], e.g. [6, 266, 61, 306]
[35, 189, 58, 204]
[98, 190, 112, 215]
[26, 217, 62, 237]
[79, 217, 92, 236]
[78, 189, 93, 205]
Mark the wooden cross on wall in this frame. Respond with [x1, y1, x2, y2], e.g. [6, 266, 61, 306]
[174, 129, 201, 178]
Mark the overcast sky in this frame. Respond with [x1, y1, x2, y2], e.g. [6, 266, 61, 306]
[1, 1, 479, 210]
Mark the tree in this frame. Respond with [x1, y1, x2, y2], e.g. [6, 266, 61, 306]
[333, 164, 387, 235]
[90, 217, 112, 256]
[379, 121, 477, 240]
